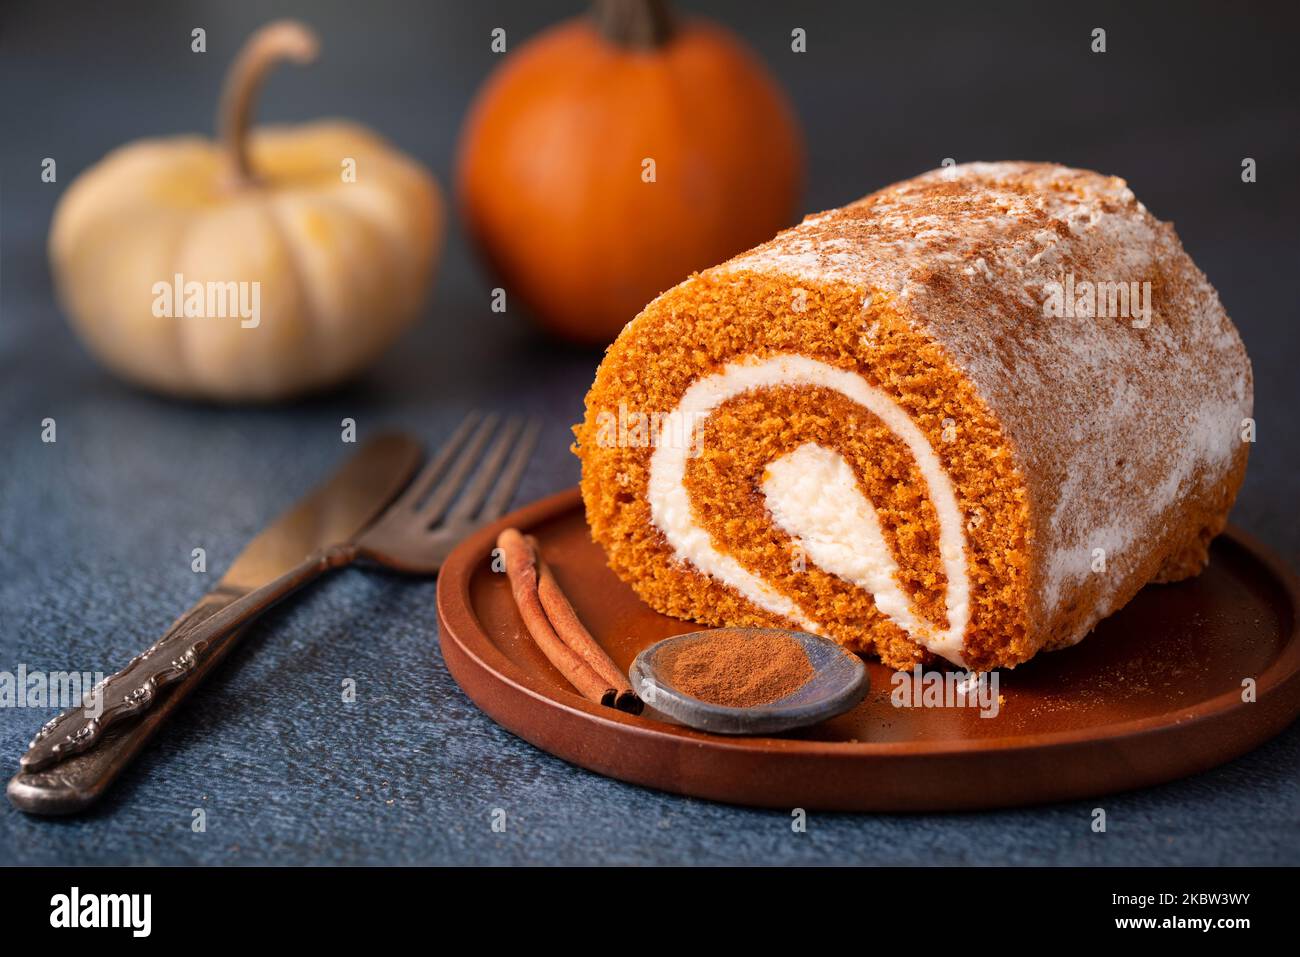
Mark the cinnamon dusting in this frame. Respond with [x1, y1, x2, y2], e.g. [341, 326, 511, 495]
[662, 629, 813, 708]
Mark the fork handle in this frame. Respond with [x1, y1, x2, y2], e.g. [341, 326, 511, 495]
[11, 543, 360, 797]
[9, 591, 245, 814]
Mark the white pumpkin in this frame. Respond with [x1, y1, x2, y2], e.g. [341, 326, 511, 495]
[49, 20, 443, 401]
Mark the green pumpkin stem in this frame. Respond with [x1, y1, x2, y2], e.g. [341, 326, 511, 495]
[219, 20, 319, 187]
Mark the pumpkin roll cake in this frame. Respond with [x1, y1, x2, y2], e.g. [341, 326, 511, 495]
[574, 162, 1252, 671]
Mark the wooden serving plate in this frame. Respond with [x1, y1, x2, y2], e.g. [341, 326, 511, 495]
[436, 489, 1300, 811]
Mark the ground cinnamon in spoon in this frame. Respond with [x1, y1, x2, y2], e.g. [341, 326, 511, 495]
[662, 629, 814, 708]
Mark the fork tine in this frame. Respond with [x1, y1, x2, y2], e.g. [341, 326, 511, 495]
[416, 413, 501, 524]
[446, 417, 524, 524]
[393, 411, 483, 511]
[478, 417, 541, 521]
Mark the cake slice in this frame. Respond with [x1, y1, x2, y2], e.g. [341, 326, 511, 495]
[574, 162, 1252, 671]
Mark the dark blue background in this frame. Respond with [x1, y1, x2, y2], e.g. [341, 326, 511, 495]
[1, 0, 1297, 864]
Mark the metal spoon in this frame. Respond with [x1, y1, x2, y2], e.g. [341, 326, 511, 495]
[630, 628, 869, 735]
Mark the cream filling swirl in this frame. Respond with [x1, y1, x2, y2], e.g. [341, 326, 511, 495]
[646, 353, 970, 666]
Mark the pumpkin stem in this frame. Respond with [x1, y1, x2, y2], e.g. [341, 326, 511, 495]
[592, 0, 675, 49]
[219, 20, 319, 187]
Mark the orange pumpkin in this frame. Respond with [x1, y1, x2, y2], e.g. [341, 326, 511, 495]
[457, 0, 804, 345]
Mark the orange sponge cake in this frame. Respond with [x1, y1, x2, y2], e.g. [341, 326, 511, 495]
[574, 162, 1252, 671]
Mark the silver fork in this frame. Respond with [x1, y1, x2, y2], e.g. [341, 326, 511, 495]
[357, 412, 541, 574]
[18, 412, 540, 777]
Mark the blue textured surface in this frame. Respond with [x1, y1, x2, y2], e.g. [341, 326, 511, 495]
[1, 0, 1298, 865]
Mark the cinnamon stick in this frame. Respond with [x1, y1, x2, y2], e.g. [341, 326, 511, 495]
[497, 528, 622, 709]
[526, 535, 643, 714]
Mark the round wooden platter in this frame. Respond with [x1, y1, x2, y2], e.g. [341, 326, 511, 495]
[436, 489, 1300, 812]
